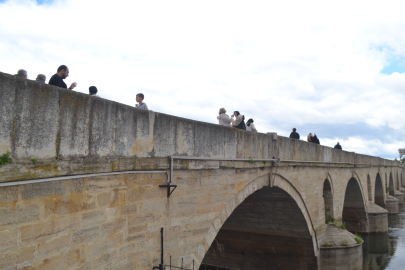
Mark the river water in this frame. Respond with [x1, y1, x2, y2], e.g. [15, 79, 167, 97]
[362, 204, 405, 270]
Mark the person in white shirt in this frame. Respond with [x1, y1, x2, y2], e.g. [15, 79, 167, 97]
[135, 93, 149, 110]
[246, 118, 257, 132]
[217, 108, 233, 126]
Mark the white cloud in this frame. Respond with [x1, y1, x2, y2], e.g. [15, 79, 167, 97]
[1, 0, 405, 157]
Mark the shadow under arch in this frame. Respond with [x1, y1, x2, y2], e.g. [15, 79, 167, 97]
[323, 178, 334, 220]
[342, 177, 369, 233]
[375, 173, 385, 208]
[196, 173, 318, 270]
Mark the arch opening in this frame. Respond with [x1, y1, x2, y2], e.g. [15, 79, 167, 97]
[374, 173, 385, 208]
[323, 179, 334, 222]
[201, 186, 318, 270]
[342, 178, 368, 233]
[367, 175, 372, 201]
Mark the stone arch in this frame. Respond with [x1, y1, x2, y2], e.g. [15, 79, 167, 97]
[389, 172, 394, 196]
[196, 173, 318, 269]
[367, 174, 372, 201]
[342, 177, 369, 233]
[375, 173, 385, 208]
[323, 179, 334, 221]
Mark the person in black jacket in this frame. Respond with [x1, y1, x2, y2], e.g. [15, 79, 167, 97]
[312, 133, 320, 145]
[289, 128, 300, 139]
[231, 111, 246, 130]
[49, 65, 77, 90]
[334, 142, 342, 149]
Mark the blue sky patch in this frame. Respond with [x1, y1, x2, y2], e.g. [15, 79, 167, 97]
[0, 0, 53, 4]
[381, 55, 405, 75]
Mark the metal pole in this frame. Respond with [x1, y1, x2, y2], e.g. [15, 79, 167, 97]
[159, 227, 164, 270]
[181, 258, 183, 270]
[193, 260, 194, 270]
[170, 156, 173, 184]
[170, 256, 172, 270]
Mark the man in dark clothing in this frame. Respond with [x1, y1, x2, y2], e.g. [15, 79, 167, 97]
[49, 65, 77, 90]
[289, 128, 300, 139]
[334, 142, 342, 149]
[312, 134, 320, 145]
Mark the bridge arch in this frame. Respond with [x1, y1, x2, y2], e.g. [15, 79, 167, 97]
[342, 177, 368, 233]
[196, 173, 318, 269]
[323, 178, 334, 221]
[375, 173, 385, 208]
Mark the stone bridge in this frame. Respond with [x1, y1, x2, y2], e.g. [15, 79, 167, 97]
[0, 72, 404, 270]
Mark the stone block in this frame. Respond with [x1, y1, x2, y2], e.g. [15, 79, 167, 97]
[37, 234, 70, 258]
[88, 231, 123, 257]
[0, 204, 40, 226]
[194, 122, 226, 158]
[122, 204, 138, 215]
[0, 72, 16, 154]
[132, 110, 155, 157]
[0, 227, 17, 251]
[115, 103, 137, 156]
[71, 226, 99, 245]
[175, 118, 195, 156]
[89, 97, 117, 156]
[97, 192, 112, 207]
[106, 206, 121, 221]
[13, 82, 59, 158]
[67, 179, 85, 194]
[0, 186, 19, 203]
[92, 250, 117, 269]
[126, 233, 146, 243]
[58, 89, 92, 157]
[20, 215, 80, 244]
[128, 224, 147, 235]
[82, 210, 105, 228]
[101, 218, 127, 237]
[154, 113, 177, 157]
[22, 181, 66, 200]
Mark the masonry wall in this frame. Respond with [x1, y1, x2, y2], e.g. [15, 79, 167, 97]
[0, 72, 399, 183]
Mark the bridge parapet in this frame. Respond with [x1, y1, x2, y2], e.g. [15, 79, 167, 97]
[0, 71, 399, 183]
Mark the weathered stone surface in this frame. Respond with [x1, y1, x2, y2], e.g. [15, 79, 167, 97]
[22, 181, 66, 200]
[0, 204, 40, 226]
[1, 72, 405, 270]
[71, 226, 100, 245]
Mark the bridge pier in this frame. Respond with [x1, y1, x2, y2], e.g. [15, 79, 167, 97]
[319, 224, 363, 270]
[393, 190, 404, 205]
[367, 202, 388, 233]
[385, 195, 399, 214]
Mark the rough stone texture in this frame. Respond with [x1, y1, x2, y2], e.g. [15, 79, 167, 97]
[367, 202, 388, 233]
[385, 195, 399, 214]
[1, 72, 405, 270]
[319, 225, 363, 270]
[0, 162, 404, 269]
[0, 71, 402, 183]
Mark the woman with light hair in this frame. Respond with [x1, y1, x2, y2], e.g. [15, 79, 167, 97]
[307, 133, 313, 142]
[217, 108, 233, 127]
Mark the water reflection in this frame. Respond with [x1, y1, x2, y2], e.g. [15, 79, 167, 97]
[363, 205, 405, 270]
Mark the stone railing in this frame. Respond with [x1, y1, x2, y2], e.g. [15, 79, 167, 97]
[0, 72, 399, 182]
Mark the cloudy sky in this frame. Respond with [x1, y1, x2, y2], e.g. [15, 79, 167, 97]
[1, 0, 405, 159]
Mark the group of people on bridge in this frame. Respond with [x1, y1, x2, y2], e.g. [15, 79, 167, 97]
[15, 66, 149, 110]
[16, 67, 343, 150]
